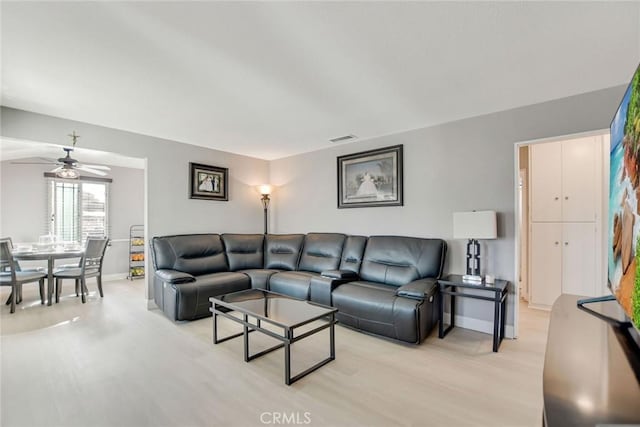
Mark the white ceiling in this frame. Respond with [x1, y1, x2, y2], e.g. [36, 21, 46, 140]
[0, 138, 145, 169]
[2, 1, 640, 160]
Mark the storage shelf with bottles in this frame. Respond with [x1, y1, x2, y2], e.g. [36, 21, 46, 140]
[127, 225, 145, 280]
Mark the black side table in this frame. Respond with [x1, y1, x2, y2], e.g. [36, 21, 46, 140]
[437, 274, 509, 352]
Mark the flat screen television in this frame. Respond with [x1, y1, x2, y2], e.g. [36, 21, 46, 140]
[608, 61, 640, 333]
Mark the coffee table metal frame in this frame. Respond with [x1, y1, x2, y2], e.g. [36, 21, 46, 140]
[210, 291, 337, 385]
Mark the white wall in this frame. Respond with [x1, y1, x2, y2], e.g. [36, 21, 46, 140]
[270, 85, 627, 335]
[0, 160, 144, 276]
[1, 107, 270, 298]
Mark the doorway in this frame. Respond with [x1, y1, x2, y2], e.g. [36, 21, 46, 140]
[0, 137, 148, 293]
[514, 129, 609, 335]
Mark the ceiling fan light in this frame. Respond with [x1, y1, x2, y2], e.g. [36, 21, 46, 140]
[56, 168, 79, 179]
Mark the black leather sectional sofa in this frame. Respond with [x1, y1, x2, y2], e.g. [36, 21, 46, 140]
[150, 233, 446, 344]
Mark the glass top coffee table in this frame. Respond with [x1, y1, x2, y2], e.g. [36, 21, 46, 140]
[209, 289, 338, 385]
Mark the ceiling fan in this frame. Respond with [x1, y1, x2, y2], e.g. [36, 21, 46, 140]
[11, 132, 111, 179]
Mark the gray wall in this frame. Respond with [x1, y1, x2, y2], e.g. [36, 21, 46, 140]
[1, 107, 270, 297]
[270, 85, 627, 335]
[1, 86, 627, 332]
[0, 161, 143, 275]
[0, 162, 48, 243]
[100, 165, 144, 276]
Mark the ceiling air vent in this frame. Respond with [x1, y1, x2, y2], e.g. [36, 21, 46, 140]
[329, 134, 357, 144]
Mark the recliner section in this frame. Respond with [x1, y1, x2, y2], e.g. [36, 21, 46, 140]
[270, 233, 346, 300]
[151, 234, 251, 320]
[151, 232, 446, 344]
[331, 236, 446, 343]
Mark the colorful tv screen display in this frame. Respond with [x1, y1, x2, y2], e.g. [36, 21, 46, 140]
[609, 62, 640, 331]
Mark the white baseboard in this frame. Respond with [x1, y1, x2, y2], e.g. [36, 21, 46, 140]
[102, 273, 129, 282]
[443, 312, 515, 339]
[527, 303, 552, 311]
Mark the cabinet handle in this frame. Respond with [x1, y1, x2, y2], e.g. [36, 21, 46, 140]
[565, 196, 569, 200]
[554, 197, 559, 201]
[564, 242, 569, 246]
[554, 241, 559, 245]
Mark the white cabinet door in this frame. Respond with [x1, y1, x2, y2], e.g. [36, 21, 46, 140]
[562, 222, 597, 297]
[530, 142, 562, 222]
[530, 222, 563, 308]
[562, 137, 596, 222]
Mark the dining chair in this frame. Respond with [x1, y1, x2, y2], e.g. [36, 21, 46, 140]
[1, 237, 46, 305]
[54, 237, 109, 303]
[0, 239, 47, 313]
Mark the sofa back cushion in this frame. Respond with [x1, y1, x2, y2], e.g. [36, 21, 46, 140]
[151, 234, 229, 275]
[297, 233, 346, 273]
[264, 234, 305, 271]
[339, 235, 368, 273]
[222, 234, 264, 271]
[359, 236, 446, 286]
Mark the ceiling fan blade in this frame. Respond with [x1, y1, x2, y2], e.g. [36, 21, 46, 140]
[50, 166, 63, 173]
[79, 164, 110, 170]
[76, 166, 107, 176]
[11, 161, 58, 165]
[11, 156, 60, 165]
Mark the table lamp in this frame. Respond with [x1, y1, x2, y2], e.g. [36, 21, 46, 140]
[453, 210, 497, 283]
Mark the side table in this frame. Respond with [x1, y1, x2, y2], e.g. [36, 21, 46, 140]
[437, 274, 509, 352]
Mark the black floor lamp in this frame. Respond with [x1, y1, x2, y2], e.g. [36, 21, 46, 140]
[259, 185, 272, 234]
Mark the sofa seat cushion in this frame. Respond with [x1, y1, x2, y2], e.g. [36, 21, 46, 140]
[269, 271, 321, 300]
[238, 269, 281, 290]
[331, 281, 396, 322]
[331, 280, 425, 343]
[170, 272, 250, 320]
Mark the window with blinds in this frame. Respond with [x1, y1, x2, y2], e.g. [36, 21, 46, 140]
[47, 178, 110, 242]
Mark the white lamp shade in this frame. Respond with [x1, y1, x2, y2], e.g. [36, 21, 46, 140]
[453, 210, 497, 239]
[258, 184, 273, 195]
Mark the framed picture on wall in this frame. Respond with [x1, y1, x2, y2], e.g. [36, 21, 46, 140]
[189, 162, 228, 201]
[337, 144, 403, 208]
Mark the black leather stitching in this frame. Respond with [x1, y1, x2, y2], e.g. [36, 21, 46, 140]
[369, 259, 412, 268]
[180, 252, 222, 259]
[271, 249, 293, 254]
[306, 252, 333, 258]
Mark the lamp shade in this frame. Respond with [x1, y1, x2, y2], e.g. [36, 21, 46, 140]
[453, 210, 497, 239]
[258, 184, 272, 196]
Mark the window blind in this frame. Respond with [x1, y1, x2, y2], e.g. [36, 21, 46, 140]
[46, 177, 111, 243]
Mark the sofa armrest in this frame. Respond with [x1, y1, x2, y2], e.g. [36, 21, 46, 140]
[155, 269, 196, 284]
[310, 275, 353, 306]
[396, 278, 438, 301]
[321, 269, 359, 280]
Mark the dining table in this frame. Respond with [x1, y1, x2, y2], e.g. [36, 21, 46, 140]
[13, 247, 84, 306]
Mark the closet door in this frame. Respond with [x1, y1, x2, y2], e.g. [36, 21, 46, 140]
[562, 137, 596, 222]
[530, 222, 563, 308]
[561, 222, 597, 297]
[530, 142, 562, 222]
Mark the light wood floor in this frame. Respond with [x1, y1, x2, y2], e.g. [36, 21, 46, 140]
[0, 280, 549, 427]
